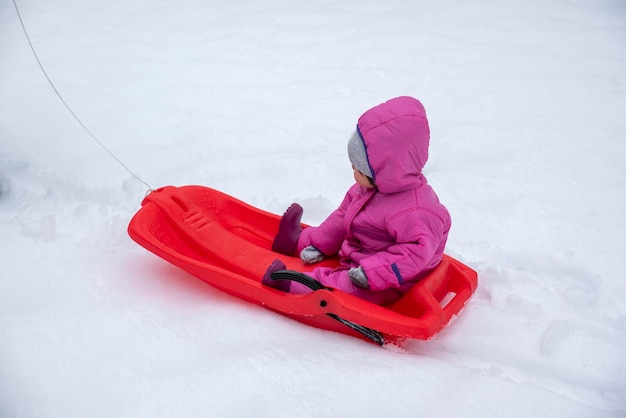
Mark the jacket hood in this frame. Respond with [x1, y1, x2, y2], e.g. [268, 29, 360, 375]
[356, 96, 430, 194]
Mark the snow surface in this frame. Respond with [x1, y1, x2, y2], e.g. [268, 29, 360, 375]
[1, 1, 626, 417]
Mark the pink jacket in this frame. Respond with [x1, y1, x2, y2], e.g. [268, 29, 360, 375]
[297, 96, 451, 302]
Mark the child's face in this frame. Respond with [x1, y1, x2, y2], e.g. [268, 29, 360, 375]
[353, 166, 375, 188]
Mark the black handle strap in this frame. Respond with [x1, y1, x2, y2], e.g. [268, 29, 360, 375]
[269, 270, 385, 345]
[270, 270, 326, 290]
[327, 314, 385, 346]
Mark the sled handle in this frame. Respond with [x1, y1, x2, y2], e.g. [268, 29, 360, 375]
[327, 314, 384, 346]
[270, 270, 385, 345]
[270, 270, 327, 290]
[437, 259, 478, 321]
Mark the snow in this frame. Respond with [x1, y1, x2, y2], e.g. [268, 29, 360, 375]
[1, 0, 625, 416]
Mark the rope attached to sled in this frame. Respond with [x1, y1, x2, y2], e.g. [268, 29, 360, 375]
[11, 0, 154, 193]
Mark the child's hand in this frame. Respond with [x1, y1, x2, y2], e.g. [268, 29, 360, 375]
[348, 266, 369, 289]
[300, 246, 324, 264]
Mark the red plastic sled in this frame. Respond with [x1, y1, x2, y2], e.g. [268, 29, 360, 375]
[128, 185, 478, 345]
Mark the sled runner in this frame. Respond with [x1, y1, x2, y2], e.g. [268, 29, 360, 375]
[128, 185, 477, 345]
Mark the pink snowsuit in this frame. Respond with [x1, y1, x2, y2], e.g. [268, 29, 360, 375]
[292, 96, 451, 305]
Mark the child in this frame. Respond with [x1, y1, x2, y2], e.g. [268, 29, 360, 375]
[264, 96, 451, 305]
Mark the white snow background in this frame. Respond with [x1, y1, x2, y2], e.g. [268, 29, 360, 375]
[1, 1, 625, 417]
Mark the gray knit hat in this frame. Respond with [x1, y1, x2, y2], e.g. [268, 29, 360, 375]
[347, 129, 373, 178]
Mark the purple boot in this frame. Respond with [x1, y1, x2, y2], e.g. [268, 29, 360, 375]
[262, 259, 290, 292]
[271, 203, 303, 256]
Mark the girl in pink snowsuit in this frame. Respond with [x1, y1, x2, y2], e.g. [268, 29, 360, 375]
[265, 96, 451, 305]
